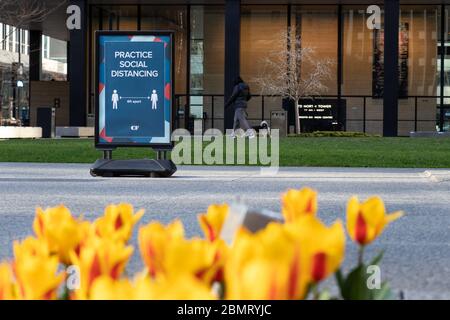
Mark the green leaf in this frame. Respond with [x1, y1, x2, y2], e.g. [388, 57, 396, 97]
[369, 250, 385, 267]
[340, 265, 373, 300]
[337, 263, 395, 300]
[335, 269, 345, 293]
[373, 282, 394, 300]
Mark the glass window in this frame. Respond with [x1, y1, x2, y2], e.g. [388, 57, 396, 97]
[0, 24, 5, 51]
[291, 5, 338, 96]
[141, 6, 188, 95]
[400, 5, 439, 134]
[190, 5, 224, 95]
[343, 5, 384, 133]
[241, 5, 288, 125]
[189, 5, 225, 127]
[343, 5, 440, 135]
[439, 5, 450, 131]
[7, 25, 14, 52]
[102, 6, 138, 31]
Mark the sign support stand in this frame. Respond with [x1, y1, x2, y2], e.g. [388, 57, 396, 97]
[103, 150, 113, 160]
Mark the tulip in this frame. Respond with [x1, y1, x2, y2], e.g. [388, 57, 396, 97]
[94, 203, 144, 243]
[89, 276, 134, 300]
[33, 205, 88, 264]
[282, 188, 318, 222]
[70, 237, 133, 299]
[198, 204, 229, 242]
[135, 275, 216, 300]
[13, 238, 65, 300]
[13, 237, 50, 261]
[347, 196, 403, 246]
[0, 263, 15, 300]
[285, 216, 346, 284]
[164, 238, 228, 284]
[138, 220, 185, 278]
[225, 223, 309, 300]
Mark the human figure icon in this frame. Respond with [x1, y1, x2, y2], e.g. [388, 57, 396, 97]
[151, 90, 158, 110]
[112, 90, 119, 110]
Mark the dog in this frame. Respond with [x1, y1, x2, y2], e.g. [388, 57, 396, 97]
[252, 121, 271, 137]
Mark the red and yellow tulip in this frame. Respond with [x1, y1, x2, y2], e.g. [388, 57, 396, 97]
[0, 263, 16, 300]
[198, 204, 229, 242]
[70, 237, 133, 299]
[163, 238, 228, 284]
[138, 220, 184, 278]
[285, 216, 346, 283]
[89, 276, 135, 300]
[282, 188, 318, 222]
[346, 196, 403, 246]
[33, 205, 88, 265]
[13, 237, 65, 300]
[225, 224, 309, 300]
[135, 275, 217, 300]
[94, 203, 145, 243]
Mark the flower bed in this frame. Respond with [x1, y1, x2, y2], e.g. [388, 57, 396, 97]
[0, 188, 402, 300]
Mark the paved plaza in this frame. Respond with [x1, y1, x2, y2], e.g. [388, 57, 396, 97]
[0, 163, 449, 299]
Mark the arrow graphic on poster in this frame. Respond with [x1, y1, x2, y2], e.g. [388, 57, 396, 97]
[120, 96, 151, 99]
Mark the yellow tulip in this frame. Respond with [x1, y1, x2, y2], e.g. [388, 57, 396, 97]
[13, 237, 50, 261]
[285, 216, 346, 283]
[135, 275, 216, 300]
[13, 246, 64, 300]
[164, 238, 228, 284]
[0, 262, 16, 300]
[70, 237, 133, 299]
[282, 188, 318, 222]
[138, 220, 184, 278]
[94, 203, 144, 243]
[225, 223, 309, 300]
[89, 276, 135, 300]
[198, 204, 229, 242]
[347, 196, 403, 246]
[33, 205, 88, 264]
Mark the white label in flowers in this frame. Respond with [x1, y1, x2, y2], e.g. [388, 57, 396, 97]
[220, 203, 248, 245]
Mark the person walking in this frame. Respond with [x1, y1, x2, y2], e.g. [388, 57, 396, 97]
[225, 76, 255, 139]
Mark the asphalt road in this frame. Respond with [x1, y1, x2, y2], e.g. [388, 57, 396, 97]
[0, 163, 449, 299]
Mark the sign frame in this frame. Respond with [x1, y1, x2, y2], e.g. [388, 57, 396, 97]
[95, 30, 175, 150]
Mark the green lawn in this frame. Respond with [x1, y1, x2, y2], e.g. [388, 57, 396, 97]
[0, 137, 449, 168]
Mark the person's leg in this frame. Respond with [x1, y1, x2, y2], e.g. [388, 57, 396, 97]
[237, 108, 251, 131]
[233, 109, 240, 131]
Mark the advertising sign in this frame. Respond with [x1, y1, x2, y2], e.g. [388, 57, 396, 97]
[95, 31, 174, 148]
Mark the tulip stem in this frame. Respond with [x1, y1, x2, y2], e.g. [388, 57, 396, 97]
[358, 246, 365, 266]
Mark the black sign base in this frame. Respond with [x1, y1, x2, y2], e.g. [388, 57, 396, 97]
[90, 159, 177, 178]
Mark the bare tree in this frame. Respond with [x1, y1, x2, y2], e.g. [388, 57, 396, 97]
[253, 30, 334, 134]
[0, 0, 47, 27]
[0, 0, 68, 47]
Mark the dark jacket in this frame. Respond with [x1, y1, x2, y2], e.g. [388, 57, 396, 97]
[225, 82, 251, 110]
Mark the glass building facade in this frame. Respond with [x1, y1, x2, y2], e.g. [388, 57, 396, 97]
[0, 22, 68, 124]
[6, 0, 450, 136]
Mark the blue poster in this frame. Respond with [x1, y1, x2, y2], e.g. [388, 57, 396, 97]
[97, 33, 172, 146]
